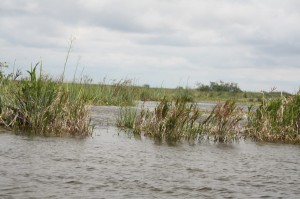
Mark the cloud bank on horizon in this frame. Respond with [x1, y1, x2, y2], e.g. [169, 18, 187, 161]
[1, 0, 300, 92]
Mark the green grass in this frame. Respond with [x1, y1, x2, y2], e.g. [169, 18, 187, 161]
[141, 98, 203, 143]
[68, 79, 138, 106]
[202, 100, 244, 142]
[117, 98, 244, 143]
[1, 61, 298, 144]
[0, 63, 92, 137]
[116, 107, 138, 129]
[118, 94, 300, 144]
[246, 92, 300, 144]
[64, 82, 288, 107]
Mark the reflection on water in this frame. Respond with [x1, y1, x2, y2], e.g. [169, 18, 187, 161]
[0, 105, 299, 198]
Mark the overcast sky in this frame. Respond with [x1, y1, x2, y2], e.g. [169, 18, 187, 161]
[1, 0, 300, 92]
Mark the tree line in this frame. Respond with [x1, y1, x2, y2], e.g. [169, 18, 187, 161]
[196, 81, 242, 92]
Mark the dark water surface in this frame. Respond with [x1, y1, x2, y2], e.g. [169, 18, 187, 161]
[0, 106, 299, 199]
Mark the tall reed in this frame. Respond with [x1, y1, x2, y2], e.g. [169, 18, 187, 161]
[136, 98, 202, 143]
[116, 107, 138, 129]
[202, 100, 244, 142]
[247, 92, 300, 143]
[117, 98, 245, 143]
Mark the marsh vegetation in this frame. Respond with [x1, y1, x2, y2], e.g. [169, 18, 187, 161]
[0, 63, 92, 137]
[0, 62, 299, 143]
[247, 92, 300, 144]
[117, 99, 245, 144]
[117, 96, 300, 144]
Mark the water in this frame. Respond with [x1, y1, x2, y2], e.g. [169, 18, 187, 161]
[0, 106, 299, 198]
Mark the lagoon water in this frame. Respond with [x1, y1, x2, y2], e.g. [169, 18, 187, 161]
[0, 105, 299, 198]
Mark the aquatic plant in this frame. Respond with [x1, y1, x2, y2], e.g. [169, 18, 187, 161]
[117, 98, 246, 143]
[0, 63, 92, 137]
[118, 98, 202, 143]
[202, 100, 244, 142]
[142, 98, 202, 143]
[116, 107, 138, 129]
[247, 92, 300, 144]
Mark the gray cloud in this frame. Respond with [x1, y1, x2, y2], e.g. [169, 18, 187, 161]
[1, 0, 300, 92]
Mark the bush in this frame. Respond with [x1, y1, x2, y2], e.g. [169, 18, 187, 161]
[197, 81, 242, 92]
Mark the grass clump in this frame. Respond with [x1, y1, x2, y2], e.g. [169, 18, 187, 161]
[134, 98, 202, 143]
[246, 92, 300, 144]
[116, 107, 138, 129]
[0, 63, 92, 137]
[118, 98, 201, 143]
[202, 100, 244, 142]
[117, 98, 245, 143]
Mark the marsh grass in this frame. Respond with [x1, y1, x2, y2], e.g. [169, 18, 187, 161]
[116, 107, 138, 129]
[247, 92, 300, 144]
[0, 63, 92, 137]
[202, 100, 244, 142]
[135, 98, 202, 143]
[69, 79, 137, 106]
[138, 86, 167, 102]
[65, 79, 287, 106]
[117, 98, 246, 143]
[173, 87, 195, 102]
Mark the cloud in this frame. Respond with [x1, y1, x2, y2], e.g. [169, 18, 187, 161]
[1, 0, 300, 92]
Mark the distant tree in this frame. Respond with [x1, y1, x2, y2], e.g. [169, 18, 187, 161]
[143, 84, 150, 88]
[196, 81, 242, 92]
[196, 83, 210, 91]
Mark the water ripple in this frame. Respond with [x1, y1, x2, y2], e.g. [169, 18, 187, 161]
[0, 106, 299, 198]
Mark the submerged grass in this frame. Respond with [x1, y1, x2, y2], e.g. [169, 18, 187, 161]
[0, 63, 92, 137]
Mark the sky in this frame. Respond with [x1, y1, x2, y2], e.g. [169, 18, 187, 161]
[1, 0, 300, 93]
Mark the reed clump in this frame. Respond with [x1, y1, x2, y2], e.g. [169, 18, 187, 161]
[202, 100, 244, 142]
[116, 107, 138, 129]
[0, 64, 92, 137]
[117, 98, 245, 143]
[136, 98, 202, 143]
[246, 92, 300, 144]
